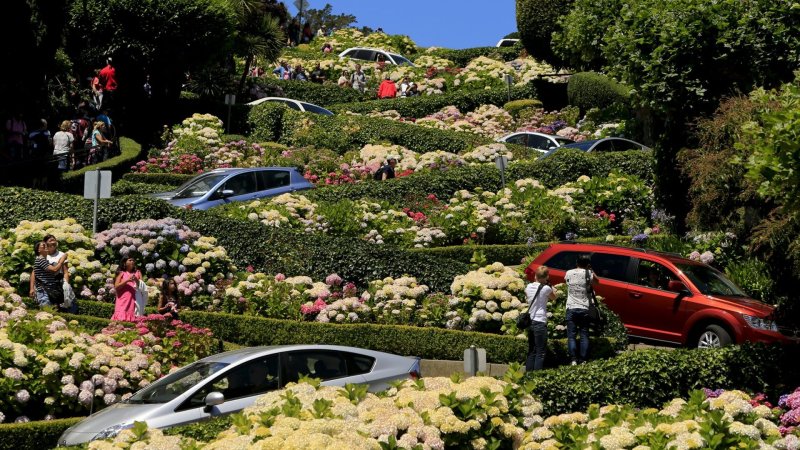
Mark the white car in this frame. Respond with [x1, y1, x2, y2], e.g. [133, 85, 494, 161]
[499, 132, 575, 153]
[338, 47, 415, 66]
[58, 345, 421, 445]
[246, 97, 333, 115]
[496, 38, 520, 48]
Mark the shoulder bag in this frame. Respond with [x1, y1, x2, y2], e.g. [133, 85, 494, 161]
[517, 283, 545, 329]
[585, 269, 603, 324]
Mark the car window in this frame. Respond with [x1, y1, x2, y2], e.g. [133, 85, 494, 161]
[527, 135, 552, 150]
[635, 260, 678, 291]
[271, 99, 301, 111]
[389, 53, 413, 66]
[591, 253, 632, 282]
[611, 139, 642, 151]
[592, 140, 616, 152]
[675, 263, 748, 297]
[301, 103, 333, 115]
[375, 52, 387, 62]
[544, 251, 580, 271]
[504, 134, 527, 146]
[342, 49, 355, 57]
[218, 173, 257, 197]
[127, 362, 229, 405]
[346, 353, 375, 376]
[257, 170, 291, 190]
[173, 174, 228, 199]
[284, 350, 347, 383]
[353, 50, 373, 60]
[178, 355, 281, 410]
[555, 138, 575, 146]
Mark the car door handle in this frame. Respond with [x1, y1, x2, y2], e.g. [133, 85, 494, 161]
[628, 291, 643, 299]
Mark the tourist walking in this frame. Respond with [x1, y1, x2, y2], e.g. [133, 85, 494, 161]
[112, 257, 140, 322]
[524, 266, 556, 371]
[564, 254, 599, 365]
[350, 64, 367, 92]
[53, 120, 74, 173]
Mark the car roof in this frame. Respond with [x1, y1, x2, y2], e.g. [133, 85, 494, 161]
[198, 344, 410, 364]
[502, 131, 562, 140]
[246, 97, 302, 107]
[340, 47, 392, 54]
[546, 241, 692, 263]
[198, 167, 298, 176]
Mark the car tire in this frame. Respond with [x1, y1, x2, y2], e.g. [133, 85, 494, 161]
[696, 325, 732, 349]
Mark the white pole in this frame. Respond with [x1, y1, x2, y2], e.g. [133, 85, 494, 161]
[93, 169, 100, 234]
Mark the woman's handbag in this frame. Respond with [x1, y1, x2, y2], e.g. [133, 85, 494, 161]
[517, 283, 545, 329]
[585, 269, 603, 324]
[135, 280, 148, 317]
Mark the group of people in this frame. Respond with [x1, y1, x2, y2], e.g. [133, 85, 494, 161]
[271, 61, 327, 83]
[524, 255, 599, 371]
[29, 237, 181, 323]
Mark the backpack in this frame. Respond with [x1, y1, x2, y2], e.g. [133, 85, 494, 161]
[373, 166, 385, 181]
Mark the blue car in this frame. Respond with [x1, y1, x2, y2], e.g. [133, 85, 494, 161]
[151, 167, 314, 210]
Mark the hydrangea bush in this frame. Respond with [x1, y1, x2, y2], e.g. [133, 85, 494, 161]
[0, 281, 214, 423]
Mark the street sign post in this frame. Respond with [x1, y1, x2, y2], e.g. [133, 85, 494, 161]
[84, 170, 111, 234]
[224, 94, 236, 134]
[463, 345, 487, 376]
[494, 155, 508, 189]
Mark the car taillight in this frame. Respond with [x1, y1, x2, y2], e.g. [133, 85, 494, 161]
[184, 204, 193, 210]
[409, 370, 420, 381]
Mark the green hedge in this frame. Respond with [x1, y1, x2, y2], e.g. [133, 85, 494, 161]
[77, 300, 616, 364]
[121, 172, 195, 186]
[567, 72, 630, 111]
[329, 84, 538, 118]
[528, 343, 800, 416]
[173, 98, 252, 135]
[60, 137, 144, 194]
[252, 78, 372, 106]
[307, 149, 654, 204]
[0, 417, 82, 450]
[411, 244, 548, 266]
[425, 46, 523, 67]
[517, 0, 574, 67]
[110, 180, 177, 196]
[250, 109, 493, 154]
[504, 99, 544, 118]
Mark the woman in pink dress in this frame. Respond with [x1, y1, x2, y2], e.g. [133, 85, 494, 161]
[112, 257, 139, 321]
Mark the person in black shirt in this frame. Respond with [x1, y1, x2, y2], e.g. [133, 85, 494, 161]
[374, 157, 397, 181]
[29, 241, 68, 307]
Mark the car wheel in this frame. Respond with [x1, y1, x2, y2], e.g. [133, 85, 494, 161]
[696, 325, 732, 349]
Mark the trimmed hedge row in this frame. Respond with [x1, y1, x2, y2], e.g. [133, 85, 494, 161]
[60, 137, 144, 194]
[110, 180, 177, 196]
[0, 417, 82, 450]
[249, 106, 493, 154]
[121, 172, 195, 186]
[567, 72, 630, 112]
[77, 300, 616, 364]
[0, 188, 468, 292]
[329, 84, 538, 118]
[425, 46, 523, 67]
[252, 78, 372, 106]
[307, 149, 654, 204]
[411, 244, 547, 266]
[529, 343, 800, 416]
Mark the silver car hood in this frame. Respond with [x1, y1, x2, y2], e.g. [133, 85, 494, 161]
[61, 402, 162, 441]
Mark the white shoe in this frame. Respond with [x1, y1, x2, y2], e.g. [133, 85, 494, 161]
[570, 360, 578, 366]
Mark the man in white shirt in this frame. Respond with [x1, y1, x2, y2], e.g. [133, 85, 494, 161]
[524, 266, 556, 371]
[564, 254, 599, 365]
[43, 234, 74, 313]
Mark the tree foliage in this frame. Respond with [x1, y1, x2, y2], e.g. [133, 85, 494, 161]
[515, 0, 574, 68]
[304, 3, 357, 32]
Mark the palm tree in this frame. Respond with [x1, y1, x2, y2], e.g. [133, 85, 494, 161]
[228, 0, 285, 95]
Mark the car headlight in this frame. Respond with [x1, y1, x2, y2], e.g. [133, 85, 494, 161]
[742, 314, 778, 331]
[92, 423, 133, 441]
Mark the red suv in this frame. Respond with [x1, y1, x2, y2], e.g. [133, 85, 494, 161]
[524, 242, 799, 348]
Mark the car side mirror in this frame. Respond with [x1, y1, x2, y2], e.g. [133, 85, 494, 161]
[668, 280, 691, 297]
[203, 392, 225, 412]
[217, 189, 235, 199]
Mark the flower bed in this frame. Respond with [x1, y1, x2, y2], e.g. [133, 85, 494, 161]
[0, 280, 214, 423]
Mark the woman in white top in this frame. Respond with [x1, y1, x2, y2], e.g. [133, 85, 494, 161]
[524, 266, 556, 371]
[52, 120, 74, 171]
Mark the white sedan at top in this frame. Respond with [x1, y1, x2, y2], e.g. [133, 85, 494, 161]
[246, 97, 334, 115]
[338, 47, 415, 66]
[498, 131, 575, 154]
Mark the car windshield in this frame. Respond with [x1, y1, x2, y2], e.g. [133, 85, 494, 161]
[555, 137, 575, 145]
[173, 174, 228, 199]
[563, 140, 596, 151]
[675, 263, 748, 297]
[126, 362, 229, 404]
[389, 53, 413, 66]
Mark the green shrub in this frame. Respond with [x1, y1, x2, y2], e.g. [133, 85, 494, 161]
[503, 99, 543, 118]
[77, 300, 617, 364]
[253, 112, 493, 155]
[527, 343, 800, 416]
[425, 47, 522, 67]
[110, 180, 176, 196]
[0, 417, 83, 450]
[567, 72, 630, 112]
[163, 415, 234, 442]
[60, 137, 143, 194]
[307, 149, 654, 204]
[247, 101, 287, 142]
[516, 0, 574, 67]
[253, 78, 371, 106]
[173, 98, 251, 134]
[121, 172, 195, 186]
[411, 244, 548, 266]
[330, 84, 538, 118]
[725, 258, 775, 302]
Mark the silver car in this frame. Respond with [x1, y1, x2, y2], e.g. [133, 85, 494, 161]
[58, 345, 421, 446]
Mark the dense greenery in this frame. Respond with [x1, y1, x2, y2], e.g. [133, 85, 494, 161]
[567, 72, 630, 112]
[528, 343, 800, 416]
[425, 46, 522, 67]
[330, 83, 538, 118]
[515, 0, 573, 67]
[61, 137, 144, 193]
[0, 418, 82, 450]
[77, 300, 618, 364]
[253, 78, 372, 106]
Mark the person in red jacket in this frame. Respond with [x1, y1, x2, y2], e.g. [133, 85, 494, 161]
[99, 58, 118, 106]
[377, 74, 397, 99]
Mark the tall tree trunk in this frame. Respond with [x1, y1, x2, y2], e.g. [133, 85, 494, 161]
[238, 54, 254, 96]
